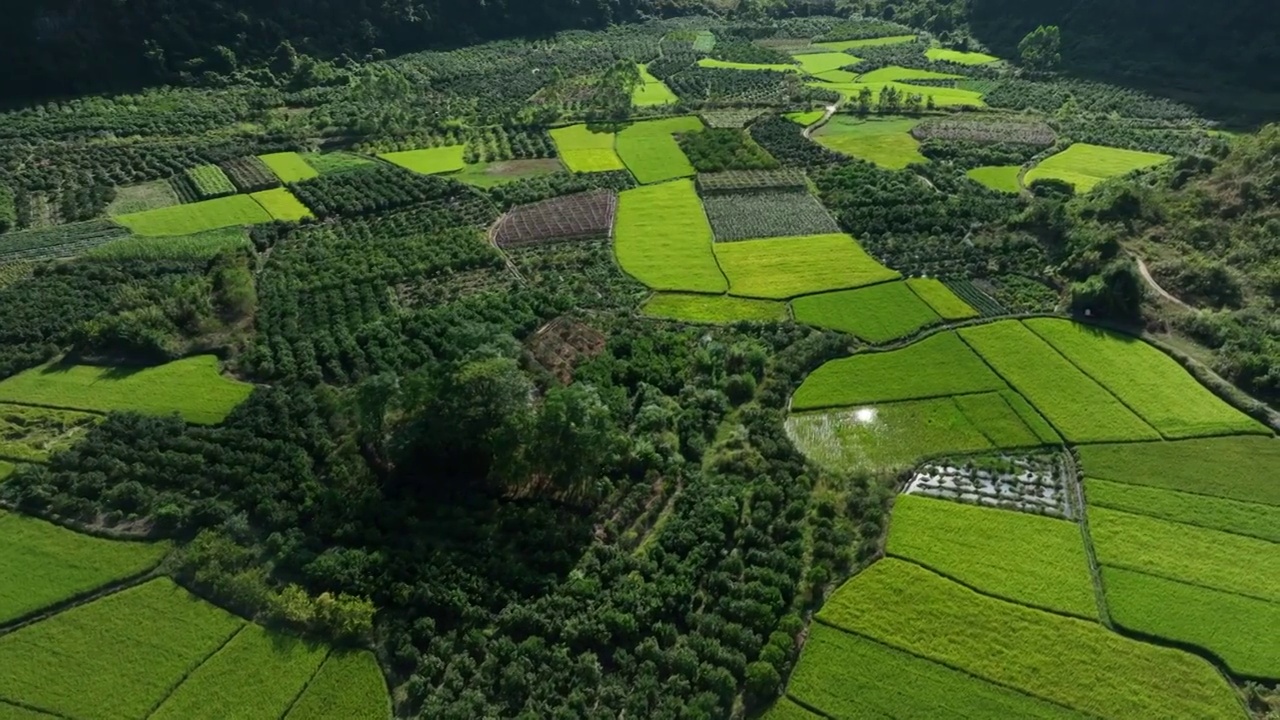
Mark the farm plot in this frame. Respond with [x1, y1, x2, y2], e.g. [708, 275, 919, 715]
[1102, 566, 1280, 680]
[812, 116, 926, 169]
[1025, 318, 1268, 439]
[905, 453, 1070, 516]
[695, 168, 809, 195]
[0, 404, 100, 462]
[792, 52, 859, 75]
[613, 180, 725, 293]
[810, 80, 987, 108]
[792, 331, 1007, 410]
[857, 65, 965, 83]
[250, 188, 313, 221]
[259, 151, 319, 182]
[525, 317, 607, 385]
[284, 651, 390, 720]
[452, 159, 563, 188]
[87, 227, 248, 261]
[615, 117, 704, 184]
[0, 355, 253, 425]
[1089, 506, 1280, 603]
[784, 110, 825, 126]
[699, 109, 766, 128]
[714, 233, 899, 299]
[958, 321, 1160, 443]
[632, 64, 677, 106]
[1000, 390, 1063, 444]
[926, 47, 999, 65]
[105, 180, 181, 215]
[151, 623, 329, 720]
[967, 165, 1023, 193]
[953, 392, 1045, 449]
[815, 35, 917, 51]
[791, 281, 940, 342]
[0, 219, 130, 263]
[492, 190, 616, 247]
[379, 145, 467, 175]
[913, 117, 1056, 147]
[944, 278, 1006, 315]
[786, 397, 994, 473]
[115, 194, 273, 236]
[696, 58, 799, 73]
[0, 512, 170, 624]
[789, 623, 1087, 720]
[1025, 143, 1171, 192]
[299, 151, 377, 175]
[1085, 477, 1280, 541]
[218, 156, 281, 193]
[0, 578, 246, 720]
[643, 293, 786, 324]
[906, 277, 979, 319]
[818, 558, 1243, 720]
[702, 191, 839, 242]
[887, 494, 1096, 617]
[1076, 436, 1280, 507]
[184, 164, 237, 200]
[549, 124, 626, 173]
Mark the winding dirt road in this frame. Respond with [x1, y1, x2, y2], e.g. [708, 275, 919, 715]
[1133, 255, 1191, 309]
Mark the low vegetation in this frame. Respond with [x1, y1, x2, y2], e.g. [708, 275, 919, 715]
[115, 195, 273, 236]
[1077, 437, 1280, 507]
[791, 282, 940, 342]
[1025, 143, 1171, 192]
[642, 293, 786, 324]
[613, 180, 724, 293]
[714, 233, 899, 299]
[1085, 477, 1280, 541]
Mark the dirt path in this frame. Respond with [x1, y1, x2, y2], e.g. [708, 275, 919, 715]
[1133, 254, 1191, 309]
[802, 103, 840, 139]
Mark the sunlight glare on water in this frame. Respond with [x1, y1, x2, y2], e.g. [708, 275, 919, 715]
[854, 407, 877, 423]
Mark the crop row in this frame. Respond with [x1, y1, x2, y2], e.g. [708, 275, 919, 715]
[943, 278, 1006, 315]
[695, 168, 809, 194]
[290, 166, 495, 221]
[186, 164, 237, 199]
[0, 219, 130, 263]
[704, 191, 839, 242]
[912, 117, 1057, 146]
[492, 190, 617, 247]
[218, 156, 281, 193]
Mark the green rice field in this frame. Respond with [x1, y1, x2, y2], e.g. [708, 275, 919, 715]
[761, 697, 823, 720]
[790, 281, 941, 342]
[258, 152, 319, 182]
[696, 58, 798, 72]
[250, 188, 313, 221]
[857, 65, 964, 83]
[549, 125, 626, 172]
[0, 512, 170, 623]
[791, 331, 1007, 410]
[952, 392, 1046, 449]
[785, 397, 995, 473]
[1025, 143, 1171, 192]
[959, 321, 1160, 443]
[784, 110, 825, 126]
[1085, 477, 1280, 542]
[1089, 506, 1280, 603]
[906, 277, 979, 319]
[632, 64, 678, 106]
[0, 355, 253, 425]
[926, 47, 999, 65]
[810, 80, 986, 108]
[379, 145, 467, 175]
[811, 116, 926, 169]
[714, 233, 899, 299]
[613, 180, 725, 293]
[300, 151, 377, 175]
[284, 651, 391, 720]
[642, 293, 786, 323]
[817, 559, 1242, 719]
[1024, 318, 1268, 439]
[887, 495, 1096, 617]
[967, 165, 1022, 193]
[615, 116, 703, 184]
[792, 52, 859, 75]
[1077, 436, 1279, 506]
[1000, 390, 1063, 444]
[1102, 566, 1280, 680]
[115, 194, 273, 236]
[788, 624, 1085, 720]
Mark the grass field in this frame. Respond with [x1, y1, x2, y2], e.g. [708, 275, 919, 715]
[1025, 318, 1268, 439]
[1102, 566, 1280, 680]
[1076, 436, 1280, 506]
[0, 403, 100, 462]
[906, 277, 979, 319]
[643, 293, 786, 323]
[887, 495, 1096, 617]
[1089, 506, 1280, 603]
[284, 651, 391, 720]
[1085, 477, 1280, 542]
[106, 180, 182, 215]
[0, 578, 245, 720]
[818, 559, 1242, 719]
[926, 47, 999, 64]
[696, 58, 798, 72]
[115, 194, 273, 236]
[1025, 143, 1171, 192]
[87, 227, 249, 260]
[379, 145, 467, 175]
[789, 624, 1086, 720]
[792, 331, 1007, 410]
[614, 180, 725, 293]
[857, 65, 965, 83]
[811, 80, 987, 108]
[259, 152, 319, 182]
[615, 117, 703, 184]
[953, 392, 1046, 448]
[151, 623, 329, 720]
[0, 700, 54, 718]
[812, 116, 925, 169]
[451, 159, 563, 187]
[714, 233, 899, 299]
[0, 512, 170, 624]
[967, 165, 1022, 193]
[549, 124, 626, 173]
[250, 188, 313, 221]
[959, 321, 1161, 443]
[793, 52, 859, 75]
[786, 398, 994, 472]
[791, 282, 941, 342]
[814, 36, 917, 51]
[633, 64, 678, 106]
[0, 355, 253, 425]
[300, 151, 377, 175]
[784, 110, 825, 126]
